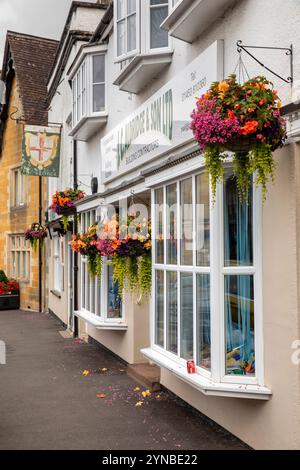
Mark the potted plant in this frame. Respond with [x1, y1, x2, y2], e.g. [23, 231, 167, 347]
[190, 74, 286, 201]
[50, 189, 85, 231]
[97, 215, 152, 300]
[0, 270, 20, 310]
[24, 223, 48, 252]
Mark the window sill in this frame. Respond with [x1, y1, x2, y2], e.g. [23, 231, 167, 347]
[161, 0, 235, 43]
[10, 205, 27, 212]
[141, 348, 272, 400]
[113, 51, 173, 94]
[69, 114, 108, 142]
[74, 310, 128, 331]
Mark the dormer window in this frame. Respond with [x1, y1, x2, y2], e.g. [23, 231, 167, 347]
[69, 45, 108, 142]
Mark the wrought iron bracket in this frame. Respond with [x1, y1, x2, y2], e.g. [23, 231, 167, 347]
[237, 40, 293, 85]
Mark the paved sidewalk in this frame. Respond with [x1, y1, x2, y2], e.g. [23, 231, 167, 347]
[0, 310, 248, 450]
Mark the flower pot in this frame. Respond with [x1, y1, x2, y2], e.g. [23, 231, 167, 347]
[0, 292, 20, 310]
[223, 136, 257, 153]
[59, 207, 77, 216]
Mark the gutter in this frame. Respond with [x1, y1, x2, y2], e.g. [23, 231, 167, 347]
[90, 1, 113, 43]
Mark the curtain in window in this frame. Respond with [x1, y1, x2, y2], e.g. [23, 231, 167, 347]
[150, 1, 169, 49]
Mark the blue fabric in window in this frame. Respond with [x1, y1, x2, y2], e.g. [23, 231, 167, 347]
[224, 177, 255, 375]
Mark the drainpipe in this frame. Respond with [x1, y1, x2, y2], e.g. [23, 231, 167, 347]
[73, 139, 79, 336]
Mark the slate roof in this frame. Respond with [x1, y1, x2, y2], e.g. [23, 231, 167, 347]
[3, 31, 59, 125]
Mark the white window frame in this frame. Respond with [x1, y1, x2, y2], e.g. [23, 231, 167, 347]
[151, 169, 264, 388]
[90, 53, 107, 116]
[72, 54, 107, 129]
[114, 0, 141, 62]
[72, 60, 87, 128]
[53, 236, 64, 293]
[10, 234, 30, 281]
[79, 210, 124, 323]
[11, 167, 26, 208]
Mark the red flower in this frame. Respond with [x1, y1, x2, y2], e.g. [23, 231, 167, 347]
[239, 119, 259, 135]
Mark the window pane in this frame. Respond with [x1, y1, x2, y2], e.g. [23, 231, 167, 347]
[127, 14, 136, 52]
[117, 20, 126, 56]
[91, 278, 96, 314]
[166, 272, 177, 354]
[166, 183, 177, 265]
[155, 270, 164, 347]
[180, 178, 193, 266]
[127, 0, 136, 15]
[96, 277, 101, 317]
[196, 173, 210, 266]
[86, 272, 90, 311]
[150, 6, 168, 49]
[93, 84, 105, 112]
[107, 264, 122, 318]
[14, 171, 18, 206]
[225, 275, 255, 376]
[224, 174, 253, 267]
[93, 55, 105, 84]
[155, 188, 164, 264]
[117, 0, 126, 19]
[82, 262, 86, 309]
[196, 274, 211, 370]
[180, 273, 193, 360]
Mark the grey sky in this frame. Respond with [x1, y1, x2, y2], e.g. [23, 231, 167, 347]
[0, 0, 97, 65]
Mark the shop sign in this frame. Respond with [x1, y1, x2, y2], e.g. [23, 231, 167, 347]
[101, 40, 224, 182]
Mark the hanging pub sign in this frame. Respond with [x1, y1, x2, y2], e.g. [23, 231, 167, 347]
[21, 125, 61, 177]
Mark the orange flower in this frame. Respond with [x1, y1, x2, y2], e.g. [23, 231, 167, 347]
[239, 119, 259, 135]
[259, 99, 266, 106]
[218, 81, 230, 94]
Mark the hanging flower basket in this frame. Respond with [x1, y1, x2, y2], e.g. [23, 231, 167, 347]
[51, 189, 85, 231]
[190, 74, 286, 202]
[24, 223, 48, 252]
[70, 225, 102, 278]
[70, 215, 152, 300]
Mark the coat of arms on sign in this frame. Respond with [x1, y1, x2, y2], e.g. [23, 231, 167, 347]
[25, 132, 59, 171]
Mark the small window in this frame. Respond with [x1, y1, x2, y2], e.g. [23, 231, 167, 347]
[11, 168, 26, 208]
[10, 235, 30, 281]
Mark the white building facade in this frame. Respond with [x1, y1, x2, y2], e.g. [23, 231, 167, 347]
[47, 0, 300, 449]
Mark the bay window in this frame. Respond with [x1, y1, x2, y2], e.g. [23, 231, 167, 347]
[114, 0, 170, 61]
[150, 169, 264, 395]
[70, 49, 107, 141]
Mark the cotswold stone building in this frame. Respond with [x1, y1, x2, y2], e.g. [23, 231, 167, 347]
[0, 32, 58, 311]
[46, 0, 300, 449]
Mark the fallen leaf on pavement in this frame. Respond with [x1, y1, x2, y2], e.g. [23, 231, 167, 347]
[135, 401, 144, 407]
[97, 394, 107, 399]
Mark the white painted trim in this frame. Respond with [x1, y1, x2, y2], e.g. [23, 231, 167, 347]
[142, 347, 271, 400]
[75, 310, 128, 330]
